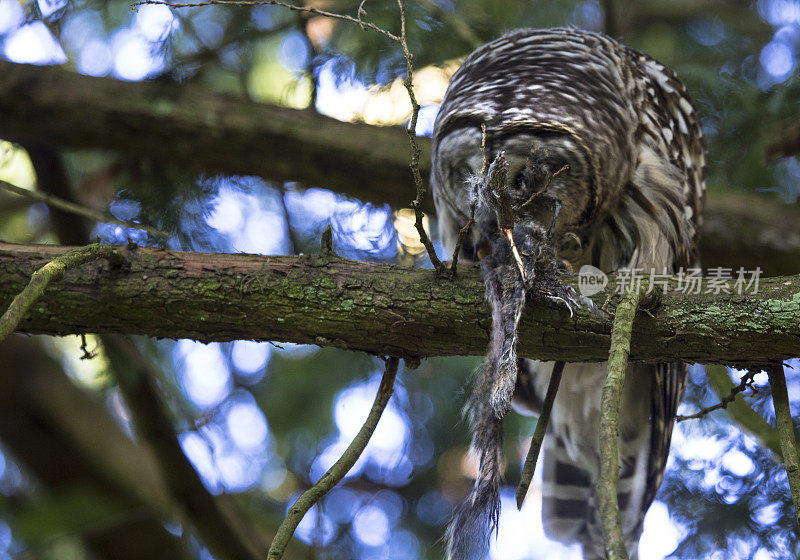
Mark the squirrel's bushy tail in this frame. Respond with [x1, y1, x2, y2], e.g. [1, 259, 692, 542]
[445, 255, 527, 559]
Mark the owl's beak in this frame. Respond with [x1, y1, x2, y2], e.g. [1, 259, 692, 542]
[501, 227, 528, 283]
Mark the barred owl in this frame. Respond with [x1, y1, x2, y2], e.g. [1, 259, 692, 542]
[431, 28, 706, 559]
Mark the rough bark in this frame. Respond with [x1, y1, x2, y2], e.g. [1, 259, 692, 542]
[2, 242, 799, 364]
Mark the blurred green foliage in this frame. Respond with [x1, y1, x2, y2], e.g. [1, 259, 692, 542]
[0, 1, 799, 559]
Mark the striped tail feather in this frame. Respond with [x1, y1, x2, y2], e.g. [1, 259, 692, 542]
[516, 360, 682, 559]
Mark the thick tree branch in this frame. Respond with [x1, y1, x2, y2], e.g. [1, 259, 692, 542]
[102, 334, 265, 560]
[2, 242, 800, 363]
[0, 60, 420, 210]
[0, 243, 121, 342]
[0, 336, 193, 560]
[1, 62, 799, 274]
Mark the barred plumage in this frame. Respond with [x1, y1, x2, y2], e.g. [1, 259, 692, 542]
[432, 28, 706, 559]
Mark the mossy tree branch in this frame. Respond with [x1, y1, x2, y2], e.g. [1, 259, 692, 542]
[599, 287, 643, 560]
[0, 243, 121, 343]
[766, 362, 800, 531]
[2, 242, 800, 364]
[1, 62, 800, 275]
[267, 357, 399, 560]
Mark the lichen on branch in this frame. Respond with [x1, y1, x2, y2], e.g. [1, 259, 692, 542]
[598, 286, 643, 560]
[267, 357, 399, 560]
[0, 243, 121, 343]
[3, 243, 800, 363]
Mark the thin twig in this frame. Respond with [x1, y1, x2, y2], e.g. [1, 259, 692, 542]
[515, 360, 564, 509]
[134, 0, 445, 274]
[516, 164, 569, 214]
[357, 0, 368, 27]
[450, 123, 486, 274]
[676, 369, 757, 422]
[131, 1, 400, 41]
[0, 179, 169, 238]
[599, 287, 642, 560]
[79, 333, 97, 360]
[267, 357, 399, 560]
[396, 0, 446, 274]
[705, 364, 785, 458]
[766, 361, 800, 532]
[0, 243, 121, 343]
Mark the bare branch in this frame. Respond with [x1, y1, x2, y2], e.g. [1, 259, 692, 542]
[705, 364, 784, 459]
[267, 357, 399, 560]
[0, 243, 121, 343]
[676, 369, 757, 422]
[395, 0, 446, 274]
[515, 361, 564, 509]
[0, 178, 169, 238]
[131, 0, 400, 41]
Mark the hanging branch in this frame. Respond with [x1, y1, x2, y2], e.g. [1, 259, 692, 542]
[676, 368, 757, 422]
[395, 0, 445, 274]
[267, 357, 399, 560]
[515, 360, 564, 509]
[131, 0, 446, 274]
[765, 361, 800, 531]
[0, 243, 121, 343]
[598, 287, 643, 560]
[0, 179, 169, 238]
